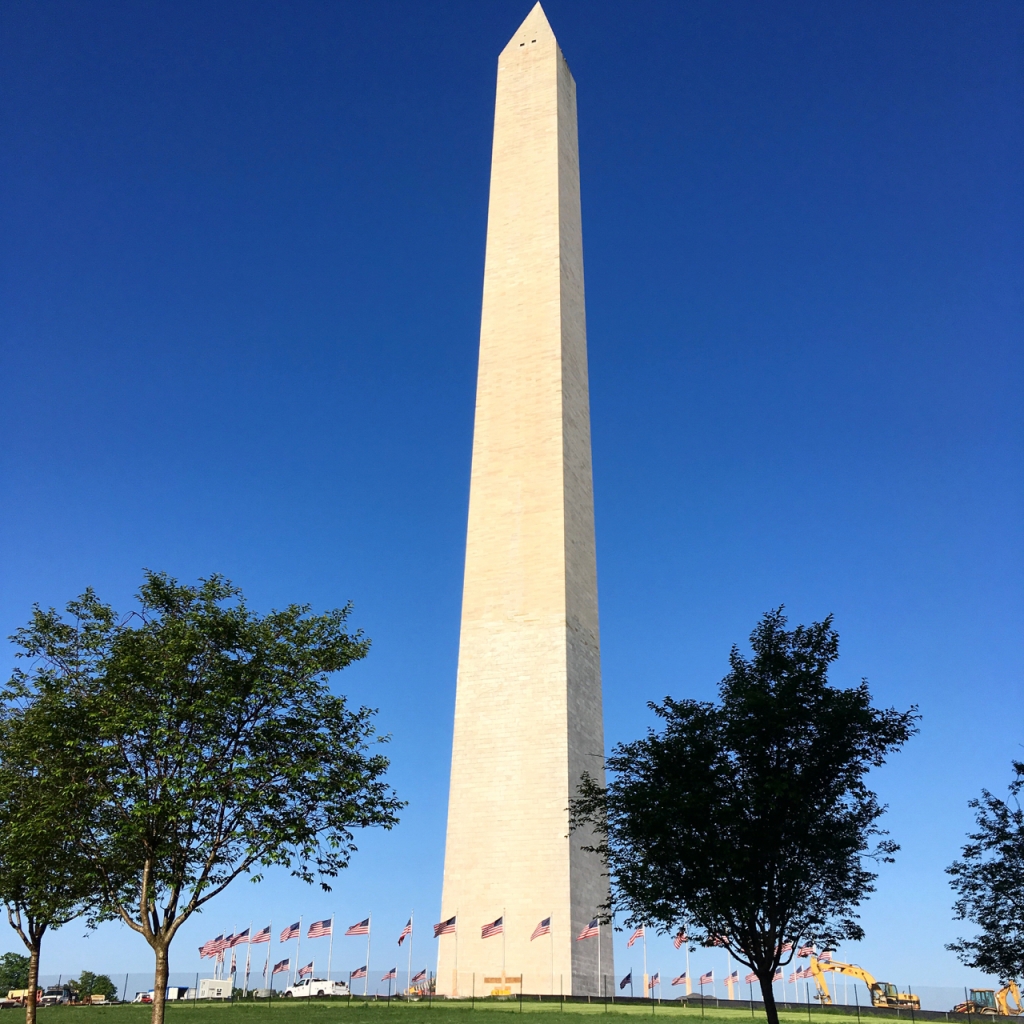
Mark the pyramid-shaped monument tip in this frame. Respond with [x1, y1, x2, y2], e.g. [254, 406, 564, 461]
[507, 2, 556, 47]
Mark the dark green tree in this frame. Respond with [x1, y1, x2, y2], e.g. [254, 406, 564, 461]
[6, 572, 403, 1024]
[0, 953, 30, 995]
[71, 972, 118, 1001]
[0, 597, 111, 1024]
[571, 609, 917, 1024]
[947, 762, 1024, 982]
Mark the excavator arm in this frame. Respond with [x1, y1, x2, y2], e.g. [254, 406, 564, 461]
[995, 982, 1023, 1016]
[815, 958, 920, 1011]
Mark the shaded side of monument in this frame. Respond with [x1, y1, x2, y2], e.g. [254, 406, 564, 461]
[437, 2, 612, 999]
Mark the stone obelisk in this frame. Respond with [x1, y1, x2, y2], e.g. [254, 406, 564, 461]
[438, 3, 611, 998]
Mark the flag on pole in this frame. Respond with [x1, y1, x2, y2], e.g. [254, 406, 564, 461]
[272, 959, 290, 975]
[382, 968, 397, 981]
[346, 918, 370, 936]
[779, 942, 794, 954]
[727, 971, 738, 982]
[773, 969, 783, 982]
[671, 974, 688, 987]
[619, 972, 632, 991]
[200, 937, 221, 958]
[231, 929, 250, 946]
[398, 919, 413, 946]
[280, 923, 301, 942]
[218, 935, 234, 952]
[651, 973, 660, 988]
[411, 970, 427, 985]
[700, 971, 714, 985]
[531, 918, 551, 941]
[481, 917, 503, 939]
[576, 919, 600, 940]
[711, 935, 728, 947]
[797, 945, 815, 958]
[230, 952, 237, 974]
[350, 966, 367, 980]
[745, 972, 758, 984]
[298, 962, 313, 978]
[626, 927, 644, 948]
[251, 926, 271, 945]
[433, 917, 456, 937]
[673, 930, 687, 950]
[788, 971, 799, 984]
[818, 950, 833, 963]
[308, 919, 333, 939]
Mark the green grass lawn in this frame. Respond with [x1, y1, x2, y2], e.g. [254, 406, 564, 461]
[27, 1001, 877, 1024]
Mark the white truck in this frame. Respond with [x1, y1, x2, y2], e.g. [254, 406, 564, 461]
[282, 979, 349, 998]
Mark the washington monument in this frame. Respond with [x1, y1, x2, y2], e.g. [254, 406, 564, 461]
[438, 4, 612, 998]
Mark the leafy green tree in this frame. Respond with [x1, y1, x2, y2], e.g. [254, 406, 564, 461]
[571, 609, 917, 1024]
[0, 598, 110, 1024]
[71, 972, 118, 1001]
[947, 762, 1024, 982]
[0, 953, 30, 994]
[7, 572, 403, 1024]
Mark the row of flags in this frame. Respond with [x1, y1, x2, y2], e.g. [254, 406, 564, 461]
[432, 915, 599, 941]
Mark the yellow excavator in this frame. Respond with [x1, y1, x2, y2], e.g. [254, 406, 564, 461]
[807, 956, 920, 1010]
[953, 983, 1024, 1016]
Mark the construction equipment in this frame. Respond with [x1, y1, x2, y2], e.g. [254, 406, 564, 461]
[953, 983, 1024, 1016]
[808, 956, 920, 1010]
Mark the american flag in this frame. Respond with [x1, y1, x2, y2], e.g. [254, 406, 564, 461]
[231, 929, 249, 946]
[308, 919, 332, 939]
[531, 917, 551, 941]
[398, 919, 412, 946]
[699, 971, 714, 985]
[298, 962, 313, 978]
[727, 971, 738, 983]
[650, 973, 660, 988]
[673, 930, 687, 950]
[576, 919, 599, 940]
[346, 918, 370, 936]
[626, 927, 644, 948]
[773, 969, 783, 982]
[711, 935, 728, 947]
[797, 944, 815, 958]
[818, 950, 833, 963]
[433, 916, 456, 937]
[745, 972, 758, 984]
[350, 966, 367, 980]
[230, 952, 237, 974]
[788, 971, 799, 984]
[779, 942, 794, 954]
[619, 972, 632, 991]
[272, 959, 290, 976]
[251, 926, 271, 945]
[280, 922, 301, 942]
[481, 916, 503, 939]
[381, 968, 397, 981]
[200, 936, 221, 958]
[671, 974, 687, 987]
[220, 934, 234, 952]
[411, 970, 427, 984]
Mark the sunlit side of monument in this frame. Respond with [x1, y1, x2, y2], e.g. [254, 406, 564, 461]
[438, 3, 613, 998]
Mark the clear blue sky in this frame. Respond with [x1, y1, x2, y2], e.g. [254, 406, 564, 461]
[1, 0, 1021, 998]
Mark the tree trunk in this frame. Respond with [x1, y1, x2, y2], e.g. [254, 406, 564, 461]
[759, 973, 780, 1024]
[151, 943, 169, 1024]
[24, 944, 39, 1024]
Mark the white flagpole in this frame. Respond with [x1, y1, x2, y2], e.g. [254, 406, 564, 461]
[327, 915, 334, 985]
[365, 914, 372, 996]
[502, 908, 506, 981]
[454, 910, 459, 997]
[598, 921, 602, 997]
[550, 914, 554, 996]
[294, 916, 303, 986]
[243, 922, 252, 996]
[265, 920, 272, 989]
[407, 912, 413, 999]
[643, 929, 648, 998]
[685, 943, 691, 995]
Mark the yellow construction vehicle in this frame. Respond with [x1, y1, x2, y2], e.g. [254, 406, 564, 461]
[953, 982, 1024, 1016]
[807, 956, 920, 1010]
